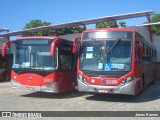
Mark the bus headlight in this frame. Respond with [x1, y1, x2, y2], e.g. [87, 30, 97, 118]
[78, 74, 88, 84]
[42, 83, 55, 88]
[43, 78, 53, 83]
[11, 80, 19, 87]
[120, 76, 132, 86]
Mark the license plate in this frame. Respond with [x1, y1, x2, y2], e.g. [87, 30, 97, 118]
[98, 89, 108, 93]
[26, 87, 34, 91]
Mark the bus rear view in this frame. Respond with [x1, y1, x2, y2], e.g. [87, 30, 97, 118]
[3, 36, 76, 93]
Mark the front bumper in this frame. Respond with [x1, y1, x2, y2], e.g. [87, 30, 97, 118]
[11, 80, 60, 93]
[78, 79, 135, 95]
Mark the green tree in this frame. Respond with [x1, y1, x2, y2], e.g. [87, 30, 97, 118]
[96, 21, 117, 28]
[56, 26, 83, 35]
[23, 19, 83, 36]
[144, 14, 160, 35]
[150, 14, 160, 35]
[151, 14, 160, 22]
[96, 21, 126, 28]
[24, 20, 51, 29]
[119, 22, 126, 27]
[96, 22, 112, 28]
[23, 19, 51, 36]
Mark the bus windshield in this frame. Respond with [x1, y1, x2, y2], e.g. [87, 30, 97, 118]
[12, 46, 58, 70]
[80, 39, 132, 72]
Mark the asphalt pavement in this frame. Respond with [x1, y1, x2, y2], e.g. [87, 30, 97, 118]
[0, 80, 160, 119]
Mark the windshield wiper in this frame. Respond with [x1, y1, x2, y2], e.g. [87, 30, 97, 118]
[105, 39, 121, 63]
[107, 39, 121, 54]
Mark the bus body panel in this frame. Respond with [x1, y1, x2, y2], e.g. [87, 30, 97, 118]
[78, 78, 135, 95]
[11, 70, 59, 92]
[11, 70, 61, 86]
[59, 70, 76, 92]
[11, 69, 75, 93]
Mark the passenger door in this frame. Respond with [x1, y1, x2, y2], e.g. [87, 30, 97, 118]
[59, 44, 75, 92]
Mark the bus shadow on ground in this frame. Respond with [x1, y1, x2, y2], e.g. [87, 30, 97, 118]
[85, 81, 160, 103]
[0, 80, 10, 83]
[21, 90, 86, 99]
[21, 80, 160, 102]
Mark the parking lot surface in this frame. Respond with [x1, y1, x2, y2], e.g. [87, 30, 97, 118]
[0, 80, 160, 119]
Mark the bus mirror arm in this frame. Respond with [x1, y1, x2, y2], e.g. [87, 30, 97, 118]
[73, 37, 81, 54]
[2, 41, 11, 57]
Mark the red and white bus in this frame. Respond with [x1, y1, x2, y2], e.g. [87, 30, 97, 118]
[2, 36, 76, 93]
[73, 27, 157, 95]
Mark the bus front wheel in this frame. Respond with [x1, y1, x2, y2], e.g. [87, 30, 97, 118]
[3, 72, 10, 81]
[139, 75, 145, 95]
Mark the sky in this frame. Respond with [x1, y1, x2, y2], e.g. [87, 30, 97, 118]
[0, 0, 160, 32]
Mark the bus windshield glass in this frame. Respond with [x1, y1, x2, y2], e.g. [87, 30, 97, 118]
[80, 38, 132, 72]
[12, 46, 58, 70]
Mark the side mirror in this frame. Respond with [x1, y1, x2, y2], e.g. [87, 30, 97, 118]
[2, 41, 11, 57]
[72, 37, 81, 54]
[50, 38, 59, 56]
[138, 41, 143, 59]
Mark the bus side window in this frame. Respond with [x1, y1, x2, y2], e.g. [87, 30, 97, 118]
[154, 50, 157, 57]
[142, 43, 145, 56]
[136, 41, 143, 62]
[60, 55, 72, 70]
[144, 45, 147, 56]
[59, 42, 73, 71]
[146, 46, 148, 56]
[149, 47, 151, 57]
[135, 41, 139, 62]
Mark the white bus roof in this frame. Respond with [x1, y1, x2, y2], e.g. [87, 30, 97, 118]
[0, 10, 155, 37]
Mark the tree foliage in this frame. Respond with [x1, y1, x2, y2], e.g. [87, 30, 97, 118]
[96, 22, 114, 28]
[23, 19, 83, 36]
[150, 14, 160, 35]
[56, 26, 83, 35]
[96, 21, 117, 28]
[23, 19, 51, 36]
[96, 21, 126, 28]
[24, 19, 51, 29]
[143, 14, 160, 35]
[119, 22, 126, 27]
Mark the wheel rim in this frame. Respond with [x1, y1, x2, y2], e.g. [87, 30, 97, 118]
[3, 73, 9, 81]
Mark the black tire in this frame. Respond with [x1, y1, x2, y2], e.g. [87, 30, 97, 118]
[142, 75, 145, 89]
[142, 75, 145, 90]
[139, 75, 145, 95]
[151, 72, 155, 85]
[3, 72, 10, 81]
